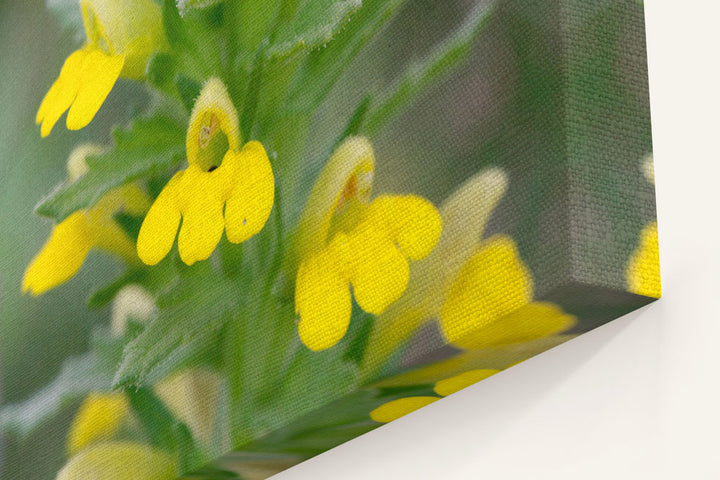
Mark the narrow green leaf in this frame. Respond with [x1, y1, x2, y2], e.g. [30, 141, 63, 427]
[35, 115, 185, 222]
[286, 0, 408, 111]
[146, 52, 177, 88]
[339, 95, 370, 142]
[163, 0, 192, 48]
[364, 2, 496, 136]
[265, 0, 362, 59]
[241, 45, 267, 138]
[113, 271, 241, 389]
[87, 269, 147, 309]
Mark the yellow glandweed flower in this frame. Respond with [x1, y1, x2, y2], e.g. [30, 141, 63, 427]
[23, 145, 150, 295]
[626, 222, 661, 298]
[626, 154, 661, 298]
[57, 442, 176, 480]
[36, 0, 165, 137]
[370, 369, 499, 423]
[293, 137, 442, 351]
[361, 169, 575, 376]
[137, 78, 275, 266]
[66, 393, 131, 455]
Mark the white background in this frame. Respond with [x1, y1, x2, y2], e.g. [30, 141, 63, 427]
[279, 1, 720, 478]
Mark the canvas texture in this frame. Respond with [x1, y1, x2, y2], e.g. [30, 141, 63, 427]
[0, 0, 659, 479]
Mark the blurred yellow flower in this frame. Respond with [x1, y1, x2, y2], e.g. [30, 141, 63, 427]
[23, 145, 150, 295]
[57, 442, 176, 480]
[370, 369, 499, 423]
[626, 154, 661, 298]
[362, 169, 575, 377]
[294, 137, 442, 351]
[36, 0, 165, 137]
[626, 222, 661, 298]
[137, 78, 275, 266]
[66, 393, 131, 456]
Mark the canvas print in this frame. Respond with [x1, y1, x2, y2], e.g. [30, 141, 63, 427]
[0, 0, 659, 479]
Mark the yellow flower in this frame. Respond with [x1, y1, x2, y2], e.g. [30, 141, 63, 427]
[36, 0, 165, 137]
[626, 222, 661, 298]
[23, 145, 150, 295]
[626, 154, 661, 298]
[57, 442, 176, 480]
[370, 369, 499, 423]
[293, 137, 442, 351]
[66, 393, 131, 455]
[137, 78, 275, 266]
[361, 169, 575, 377]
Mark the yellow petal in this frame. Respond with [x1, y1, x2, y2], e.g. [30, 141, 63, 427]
[92, 217, 139, 263]
[176, 174, 226, 266]
[186, 77, 241, 168]
[366, 195, 442, 260]
[369, 396, 440, 423]
[439, 235, 533, 348]
[293, 136, 374, 265]
[626, 222, 661, 298]
[57, 442, 176, 480]
[359, 168, 508, 379]
[373, 334, 575, 389]
[346, 222, 409, 315]
[66, 49, 124, 130]
[37, 49, 87, 137]
[224, 142, 275, 244]
[453, 302, 576, 350]
[137, 172, 183, 265]
[67, 393, 130, 455]
[433, 369, 500, 397]
[117, 184, 151, 216]
[22, 212, 93, 295]
[296, 235, 352, 351]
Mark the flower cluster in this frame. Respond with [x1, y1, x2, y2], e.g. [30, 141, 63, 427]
[361, 169, 576, 378]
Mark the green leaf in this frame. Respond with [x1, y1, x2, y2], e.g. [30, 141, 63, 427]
[176, 74, 203, 112]
[35, 115, 185, 222]
[286, 0, 408, 112]
[146, 52, 177, 88]
[126, 387, 202, 470]
[265, 0, 363, 59]
[0, 328, 126, 438]
[364, 1, 496, 136]
[113, 269, 241, 389]
[163, 0, 192, 49]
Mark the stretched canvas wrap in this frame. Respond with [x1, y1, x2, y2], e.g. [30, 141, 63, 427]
[0, 0, 659, 478]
